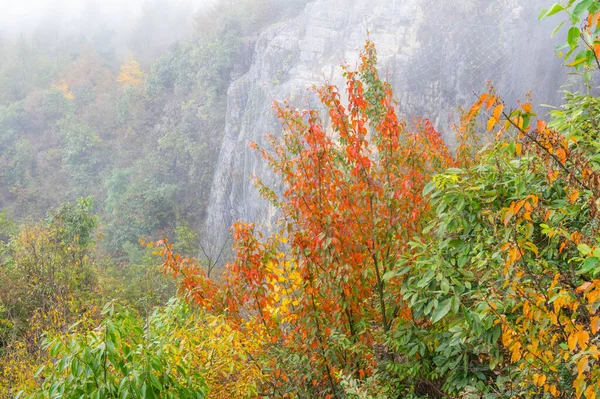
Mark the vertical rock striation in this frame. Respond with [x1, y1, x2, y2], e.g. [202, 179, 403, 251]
[205, 0, 568, 247]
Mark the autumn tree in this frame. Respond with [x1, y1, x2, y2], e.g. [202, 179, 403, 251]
[159, 40, 456, 397]
[0, 198, 100, 398]
[117, 57, 144, 88]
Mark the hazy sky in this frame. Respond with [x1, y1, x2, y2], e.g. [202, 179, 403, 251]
[0, 0, 212, 35]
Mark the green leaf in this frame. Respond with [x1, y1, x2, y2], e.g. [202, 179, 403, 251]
[577, 257, 600, 275]
[440, 278, 450, 294]
[423, 181, 436, 196]
[573, 0, 594, 19]
[568, 26, 581, 50]
[578, 243, 592, 255]
[552, 20, 567, 38]
[431, 299, 452, 324]
[34, 365, 46, 378]
[539, 3, 565, 19]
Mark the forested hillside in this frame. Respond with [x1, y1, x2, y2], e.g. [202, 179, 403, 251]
[2, 0, 600, 398]
[0, 0, 307, 256]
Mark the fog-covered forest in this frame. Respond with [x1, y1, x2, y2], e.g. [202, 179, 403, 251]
[2, 0, 600, 397]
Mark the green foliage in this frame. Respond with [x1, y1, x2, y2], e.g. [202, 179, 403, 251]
[0, 3, 252, 254]
[98, 242, 176, 315]
[378, 84, 600, 397]
[0, 210, 16, 242]
[174, 221, 200, 258]
[4, 138, 35, 188]
[28, 300, 207, 399]
[540, 0, 600, 82]
[47, 197, 98, 250]
[6, 2, 600, 399]
[1, 199, 99, 321]
[0, 101, 25, 150]
[103, 167, 178, 253]
[42, 89, 73, 121]
[548, 90, 600, 161]
[56, 116, 103, 190]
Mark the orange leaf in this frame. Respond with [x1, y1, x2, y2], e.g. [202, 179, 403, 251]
[568, 332, 578, 351]
[578, 330, 590, 350]
[556, 148, 567, 164]
[578, 356, 589, 376]
[577, 282, 592, 293]
[485, 95, 496, 110]
[585, 385, 596, 399]
[537, 120, 547, 132]
[592, 316, 600, 335]
[492, 104, 504, 121]
[504, 208, 515, 226]
[567, 189, 580, 204]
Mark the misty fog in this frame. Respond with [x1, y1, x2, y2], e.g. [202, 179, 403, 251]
[2, 0, 597, 397]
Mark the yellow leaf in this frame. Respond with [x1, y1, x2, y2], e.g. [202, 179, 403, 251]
[577, 356, 589, 376]
[592, 316, 600, 335]
[577, 330, 590, 350]
[518, 116, 524, 130]
[510, 342, 522, 362]
[585, 385, 596, 399]
[554, 294, 567, 314]
[534, 373, 547, 386]
[568, 56, 590, 67]
[568, 332, 578, 351]
[53, 80, 74, 99]
[487, 117, 497, 131]
[574, 376, 587, 399]
[549, 385, 560, 397]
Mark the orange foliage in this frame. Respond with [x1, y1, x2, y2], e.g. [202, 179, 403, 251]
[157, 40, 456, 397]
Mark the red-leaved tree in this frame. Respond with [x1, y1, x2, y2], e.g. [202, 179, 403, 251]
[158, 40, 457, 397]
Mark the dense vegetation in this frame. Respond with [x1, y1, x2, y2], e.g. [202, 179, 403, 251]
[0, 0, 308, 256]
[3, 0, 600, 398]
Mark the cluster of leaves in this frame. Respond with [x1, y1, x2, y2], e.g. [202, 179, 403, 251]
[21, 296, 267, 399]
[155, 40, 457, 398]
[0, 199, 176, 398]
[540, 0, 600, 81]
[27, 300, 208, 399]
[0, 0, 273, 257]
[388, 85, 600, 397]
[0, 199, 101, 398]
[150, 31, 600, 398]
[11, 3, 600, 399]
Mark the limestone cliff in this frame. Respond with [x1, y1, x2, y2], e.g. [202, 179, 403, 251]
[204, 0, 568, 248]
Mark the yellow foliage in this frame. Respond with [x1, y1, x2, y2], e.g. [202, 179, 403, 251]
[0, 298, 98, 398]
[499, 273, 600, 398]
[53, 80, 74, 99]
[264, 252, 302, 324]
[177, 312, 266, 399]
[117, 57, 144, 87]
[0, 340, 41, 399]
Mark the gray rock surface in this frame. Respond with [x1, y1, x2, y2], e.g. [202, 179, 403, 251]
[204, 0, 569, 248]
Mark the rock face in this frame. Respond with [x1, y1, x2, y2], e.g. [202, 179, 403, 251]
[205, 0, 568, 246]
